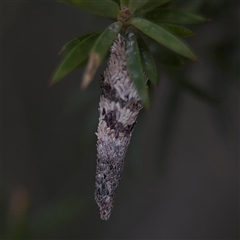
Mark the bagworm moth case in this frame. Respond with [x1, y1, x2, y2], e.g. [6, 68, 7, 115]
[95, 34, 143, 220]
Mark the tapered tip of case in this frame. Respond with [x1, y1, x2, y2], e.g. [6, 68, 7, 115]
[99, 208, 112, 221]
[95, 191, 114, 221]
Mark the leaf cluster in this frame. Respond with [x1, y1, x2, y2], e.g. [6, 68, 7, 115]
[51, 0, 209, 108]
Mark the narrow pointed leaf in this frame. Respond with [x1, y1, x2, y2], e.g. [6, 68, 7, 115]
[51, 32, 100, 85]
[145, 9, 209, 24]
[82, 22, 122, 89]
[158, 24, 194, 38]
[137, 37, 158, 86]
[129, 0, 149, 12]
[60, 0, 120, 18]
[133, 0, 172, 16]
[77, 58, 88, 69]
[125, 29, 149, 108]
[59, 32, 97, 55]
[129, 18, 197, 61]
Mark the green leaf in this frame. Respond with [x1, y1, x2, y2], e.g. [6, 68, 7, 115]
[129, 0, 149, 12]
[91, 22, 122, 62]
[60, 0, 120, 18]
[125, 28, 150, 108]
[82, 21, 122, 89]
[157, 24, 195, 38]
[152, 1, 172, 10]
[120, 0, 130, 7]
[129, 18, 197, 61]
[111, 0, 120, 5]
[59, 32, 97, 55]
[133, 0, 172, 16]
[137, 37, 158, 86]
[145, 9, 209, 24]
[51, 32, 101, 85]
[77, 58, 88, 69]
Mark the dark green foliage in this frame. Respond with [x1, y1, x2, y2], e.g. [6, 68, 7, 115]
[52, 0, 208, 107]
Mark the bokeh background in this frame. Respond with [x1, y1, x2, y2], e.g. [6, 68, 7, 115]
[2, 0, 239, 239]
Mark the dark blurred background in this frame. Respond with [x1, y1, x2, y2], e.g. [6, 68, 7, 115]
[2, 0, 239, 239]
